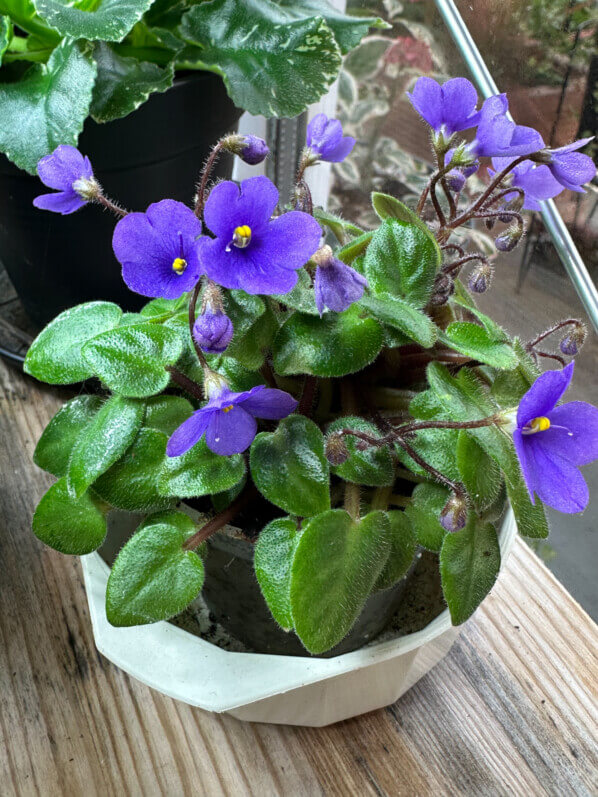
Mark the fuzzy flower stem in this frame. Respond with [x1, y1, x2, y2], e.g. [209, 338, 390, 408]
[94, 193, 128, 218]
[194, 140, 225, 220]
[165, 365, 204, 401]
[428, 164, 453, 229]
[527, 319, 581, 349]
[416, 182, 430, 216]
[392, 417, 498, 434]
[442, 253, 487, 276]
[537, 350, 567, 367]
[396, 436, 465, 497]
[441, 242, 465, 258]
[471, 209, 523, 225]
[188, 281, 209, 370]
[182, 485, 259, 551]
[484, 185, 525, 209]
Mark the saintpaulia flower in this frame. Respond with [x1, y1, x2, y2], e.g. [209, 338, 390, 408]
[470, 95, 544, 159]
[489, 158, 563, 211]
[406, 77, 481, 134]
[167, 372, 298, 457]
[512, 362, 598, 513]
[193, 282, 233, 354]
[543, 137, 596, 192]
[312, 245, 368, 316]
[198, 176, 322, 295]
[33, 145, 99, 215]
[222, 133, 269, 165]
[112, 199, 203, 299]
[306, 113, 355, 162]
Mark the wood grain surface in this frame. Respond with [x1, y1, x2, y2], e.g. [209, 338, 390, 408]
[1, 356, 597, 797]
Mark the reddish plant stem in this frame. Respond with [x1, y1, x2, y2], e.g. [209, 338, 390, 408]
[194, 140, 225, 220]
[182, 485, 259, 551]
[527, 319, 580, 349]
[95, 193, 128, 218]
[442, 253, 487, 277]
[537, 350, 567, 367]
[188, 281, 209, 370]
[395, 436, 465, 497]
[441, 242, 465, 258]
[165, 366, 204, 401]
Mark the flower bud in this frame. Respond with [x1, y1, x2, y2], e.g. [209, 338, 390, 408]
[559, 323, 587, 356]
[468, 263, 493, 294]
[193, 309, 234, 354]
[440, 493, 467, 532]
[485, 216, 496, 231]
[325, 432, 350, 465]
[495, 223, 523, 252]
[221, 134, 269, 165]
[446, 169, 466, 193]
[293, 180, 313, 214]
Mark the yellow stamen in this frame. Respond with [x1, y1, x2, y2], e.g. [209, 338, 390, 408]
[231, 224, 252, 249]
[526, 416, 551, 434]
[222, 404, 235, 413]
[172, 257, 187, 274]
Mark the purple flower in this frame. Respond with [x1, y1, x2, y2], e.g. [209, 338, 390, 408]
[470, 95, 544, 158]
[198, 176, 322, 295]
[490, 158, 563, 211]
[312, 245, 368, 315]
[239, 135, 269, 165]
[167, 376, 298, 457]
[306, 113, 355, 162]
[33, 145, 98, 215]
[545, 137, 596, 192]
[112, 199, 203, 299]
[193, 309, 234, 354]
[513, 362, 598, 513]
[439, 493, 467, 532]
[406, 77, 481, 134]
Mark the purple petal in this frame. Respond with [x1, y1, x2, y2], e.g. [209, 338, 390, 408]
[551, 136, 594, 155]
[440, 77, 479, 132]
[550, 151, 596, 192]
[517, 363, 574, 428]
[205, 405, 257, 456]
[320, 135, 356, 163]
[33, 190, 85, 215]
[306, 113, 328, 147]
[407, 77, 443, 130]
[204, 176, 279, 239]
[314, 260, 367, 314]
[199, 237, 248, 291]
[517, 164, 563, 203]
[167, 410, 212, 457]
[523, 435, 589, 513]
[255, 212, 322, 270]
[240, 387, 298, 419]
[37, 145, 90, 190]
[546, 401, 598, 466]
[504, 125, 545, 157]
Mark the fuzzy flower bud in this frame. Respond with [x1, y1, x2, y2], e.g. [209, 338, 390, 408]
[222, 134, 269, 165]
[440, 493, 468, 532]
[560, 323, 587, 356]
[468, 263, 493, 294]
[495, 223, 523, 252]
[293, 179, 313, 214]
[325, 432, 350, 466]
[446, 169, 466, 193]
[193, 282, 233, 354]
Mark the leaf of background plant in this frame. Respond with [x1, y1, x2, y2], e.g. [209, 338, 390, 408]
[405, 482, 450, 552]
[105, 521, 204, 626]
[250, 415, 329, 517]
[159, 438, 245, 498]
[440, 516, 501, 624]
[94, 427, 174, 512]
[327, 416, 394, 487]
[254, 517, 301, 630]
[180, 0, 342, 118]
[440, 323, 518, 370]
[374, 510, 416, 591]
[0, 15, 10, 65]
[32, 477, 107, 555]
[290, 509, 390, 654]
[82, 323, 183, 397]
[273, 306, 383, 378]
[363, 218, 439, 308]
[33, 0, 155, 41]
[24, 301, 122, 384]
[90, 42, 174, 123]
[144, 394, 193, 436]
[456, 431, 502, 512]
[34, 395, 103, 477]
[66, 396, 145, 498]
[371, 191, 442, 262]
[359, 293, 437, 348]
[0, 40, 96, 173]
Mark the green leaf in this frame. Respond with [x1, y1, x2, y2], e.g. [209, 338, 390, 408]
[363, 218, 439, 308]
[440, 323, 518, 369]
[82, 323, 183, 397]
[290, 509, 390, 654]
[32, 0, 155, 41]
[159, 438, 245, 498]
[222, 293, 276, 369]
[90, 42, 174, 123]
[491, 338, 539, 408]
[250, 415, 329, 517]
[273, 268, 319, 316]
[371, 191, 441, 262]
[327, 416, 394, 487]
[456, 432, 502, 512]
[180, 0, 342, 118]
[0, 39, 96, 173]
[375, 510, 416, 591]
[254, 517, 301, 630]
[106, 521, 204, 626]
[34, 395, 103, 477]
[0, 15, 10, 66]
[505, 478, 549, 539]
[140, 296, 185, 320]
[273, 306, 383, 378]
[145, 394, 193, 436]
[405, 482, 450, 552]
[32, 477, 107, 555]
[24, 301, 122, 384]
[358, 293, 437, 348]
[440, 517, 501, 625]
[396, 428, 461, 483]
[94, 427, 174, 512]
[211, 474, 246, 512]
[66, 396, 145, 498]
[336, 230, 373, 264]
[313, 207, 363, 244]
[223, 290, 265, 339]
[206, 356, 263, 393]
[138, 509, 196, 539]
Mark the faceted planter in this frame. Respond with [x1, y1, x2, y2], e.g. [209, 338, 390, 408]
[81, 509, 517, 727]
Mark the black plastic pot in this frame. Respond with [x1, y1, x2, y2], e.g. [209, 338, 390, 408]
[203, 529, 413, 658]
[0, 72, 242, 327]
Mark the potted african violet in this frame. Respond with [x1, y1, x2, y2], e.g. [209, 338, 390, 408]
[0, 0, 384, 325]
[24, 75, 598, 725]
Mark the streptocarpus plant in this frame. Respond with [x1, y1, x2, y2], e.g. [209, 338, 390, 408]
[25, 78, 598, 655]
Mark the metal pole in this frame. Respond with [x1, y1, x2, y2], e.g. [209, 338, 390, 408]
[434, 0, 598, 331]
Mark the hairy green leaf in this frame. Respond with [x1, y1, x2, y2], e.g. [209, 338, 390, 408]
[327, 416, 394, 486]
[33, 0, 154, 41]
[144, 394, 193, 436]
[375, 510, 416, 591]
[34, 395, 103, 477]
[159, 438, 245, 498]
[254, 517, 301, 630]
[359, 293, 437, 348]
[32, 477, 107, 555]
[405, 482, 450, 552]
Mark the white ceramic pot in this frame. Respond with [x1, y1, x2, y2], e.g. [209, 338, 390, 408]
[81, 510, 517, 727]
